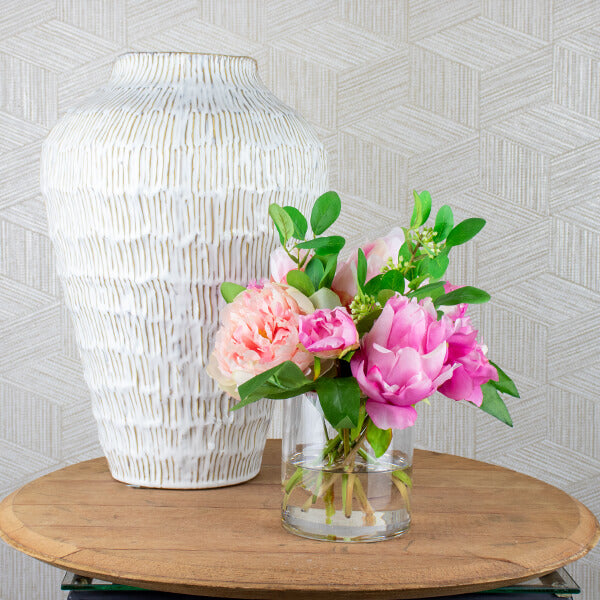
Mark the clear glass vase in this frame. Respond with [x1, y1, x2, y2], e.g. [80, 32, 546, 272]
[281, 392, 414, 542]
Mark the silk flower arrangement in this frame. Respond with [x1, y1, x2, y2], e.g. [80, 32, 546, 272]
[208, 191, 519, 541]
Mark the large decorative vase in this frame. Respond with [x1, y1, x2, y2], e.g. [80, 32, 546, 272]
[40, 53, 327, 488]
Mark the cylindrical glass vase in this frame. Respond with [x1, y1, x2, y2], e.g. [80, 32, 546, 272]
[281, 393, 414, 542]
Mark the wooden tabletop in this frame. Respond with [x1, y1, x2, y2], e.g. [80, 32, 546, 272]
[0, 441, 597, 599]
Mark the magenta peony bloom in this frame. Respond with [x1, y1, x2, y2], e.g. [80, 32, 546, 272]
[438, 315, 498, 406]
[351, 296, 453, 430]
[207, 282, 314, 398]
[332, 227, 404, 305]
[299, 307, 359, 358]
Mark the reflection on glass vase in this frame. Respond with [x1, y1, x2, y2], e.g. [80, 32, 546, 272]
[281, 393, 414, 542]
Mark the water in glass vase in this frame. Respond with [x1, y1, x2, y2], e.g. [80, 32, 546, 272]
[282, 447, 412, 542]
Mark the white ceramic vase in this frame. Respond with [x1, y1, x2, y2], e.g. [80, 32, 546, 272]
[40, 53, 327, 488]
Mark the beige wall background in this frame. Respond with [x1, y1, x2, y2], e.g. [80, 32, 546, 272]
[1, 0, 599, 598]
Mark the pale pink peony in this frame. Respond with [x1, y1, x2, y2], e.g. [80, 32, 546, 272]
[351, 296, 454, 430]
[332, 227, 404, 305]
[438, 315, 498, 406]
[269, 246, 308, 284]
[207, 282, 314, 398]
[299, 307, 359, 358]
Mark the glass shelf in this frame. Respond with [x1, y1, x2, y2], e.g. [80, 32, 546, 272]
[61, 567, 580, 597]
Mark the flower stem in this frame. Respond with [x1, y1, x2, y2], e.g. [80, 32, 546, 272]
[344, 473, 355, 518]
[353, 478, 376, 526]
[284, 467, 304, 494]
[343, 428, 350, 456]
[392, 476, 411, 512]
[341, 419, 371, 467]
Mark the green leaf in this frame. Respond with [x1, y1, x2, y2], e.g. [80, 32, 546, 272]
[434, 285, 490, 307]
[398, 242, 411, 263]
[489, 361, 520, 398]
[350, 403, 367, 439]
[309, 287, 341, 310]
[408, 281, 446, 302]
[357, 248, 367, 290]
[283, 206, 308, 240]
[417, 256, 431, 277]
[410, 189, 432, 228]
[270, 361, 312, 390]
[364, 270, 405, 297]
[479, 382, 513, 427]
[363, 274, 384, 296]
[445, 218, 486, 248]
[319, 254, 338, 289]
[381, 270, 405, 294]
[286, 269, 315, 297]
[295, 236, 345, 256]
[310, 191, 341, 235]
[269, 203, 294, 244]
[423, 253, 449, 279]
[433, 205, 454, 241]
[305, 257, 325, 291]
[221, 282, 246, 303]
[355, 307, 383, 336]
[408, 274, 427, 290]
[377, 289, 396, 306]
[234, 361, 312, 410]
[316, 377, 361, 430]
[366, 420, 392, 458]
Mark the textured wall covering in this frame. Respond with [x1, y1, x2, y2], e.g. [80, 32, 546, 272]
[0, 1, 599, 599]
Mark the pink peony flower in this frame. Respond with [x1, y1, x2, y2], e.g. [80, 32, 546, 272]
[351, 296, 453, 430]
[269, 246, 308, 284]
[438, 315, 498, 406]
[332, 227, 404, 305]
[299, 307, 359, 358]
[207, 282, 314, 398]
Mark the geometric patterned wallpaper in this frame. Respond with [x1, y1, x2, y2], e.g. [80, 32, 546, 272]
[1, 1, 599, 598]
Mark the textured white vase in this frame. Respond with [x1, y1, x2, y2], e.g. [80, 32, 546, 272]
[40, 53, 328, 488]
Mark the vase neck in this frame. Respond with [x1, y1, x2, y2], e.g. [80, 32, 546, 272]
[110, 53, 259, 86]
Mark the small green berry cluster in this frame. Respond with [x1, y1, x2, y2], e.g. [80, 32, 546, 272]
[408, 226, 442, 256]
[349, 292, 378, 322]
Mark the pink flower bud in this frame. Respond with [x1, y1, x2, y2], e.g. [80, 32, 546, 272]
[298, 307, 359, 359]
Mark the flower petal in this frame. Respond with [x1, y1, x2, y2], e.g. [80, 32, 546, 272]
[366, 401, 418, 430]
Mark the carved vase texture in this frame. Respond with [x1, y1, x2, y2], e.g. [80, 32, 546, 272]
[40, 53, 328, 488]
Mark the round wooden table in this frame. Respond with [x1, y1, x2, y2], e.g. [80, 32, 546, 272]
[0, 441, 597, 599]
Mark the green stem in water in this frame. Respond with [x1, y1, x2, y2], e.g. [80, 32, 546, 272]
[358, 448, 376, 464]
[284, 467, 304, 494]
[353, 477, 376, 526]
[307, 470, 324, 508]
[324, 483, 335, 524]
[344, 473, 355, 518]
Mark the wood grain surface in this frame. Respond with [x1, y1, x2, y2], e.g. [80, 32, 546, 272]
[0, 440, 598, 599]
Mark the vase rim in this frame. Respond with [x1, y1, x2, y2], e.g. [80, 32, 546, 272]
[117, 51, 257, 64]
[110, 52, 259, 85]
